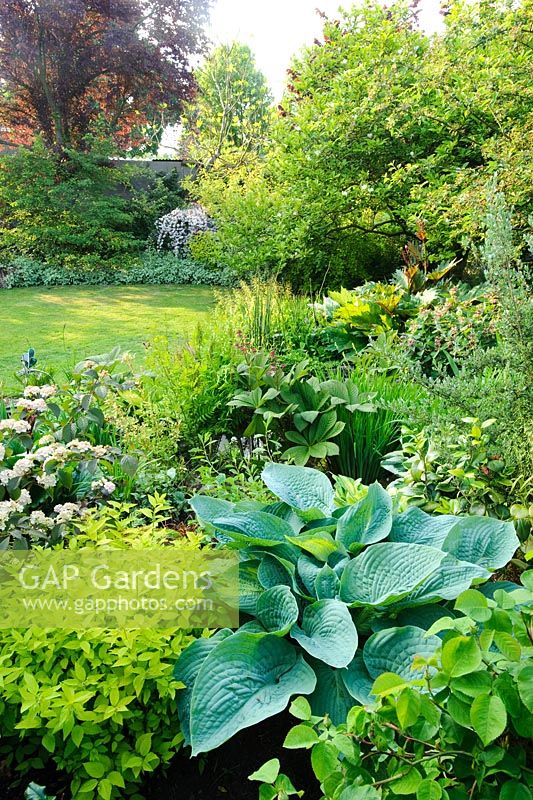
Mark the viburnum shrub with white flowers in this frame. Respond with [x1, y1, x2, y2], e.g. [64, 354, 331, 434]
[0, 351, 137, 548]
[155, 204, 213, 257]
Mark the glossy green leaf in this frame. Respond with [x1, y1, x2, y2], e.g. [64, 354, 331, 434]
[441, 636, 482, 677]
[470, 693, 507, 744]
[248, 759, 280, 784]
[283, 724, 319, 749]
[517, 665, 533, 712]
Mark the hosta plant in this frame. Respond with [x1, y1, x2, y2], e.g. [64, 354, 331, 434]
[174, 463, 519, 755]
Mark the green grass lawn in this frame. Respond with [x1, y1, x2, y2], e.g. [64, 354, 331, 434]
[0, 284, 217, 389]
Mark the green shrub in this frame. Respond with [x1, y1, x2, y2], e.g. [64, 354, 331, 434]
[0, 626, 194, 800]
[252, 573, 533, 800]
[175, 462, 518, 755]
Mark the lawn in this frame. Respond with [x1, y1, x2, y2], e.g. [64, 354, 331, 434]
[0, 284, 217, 388]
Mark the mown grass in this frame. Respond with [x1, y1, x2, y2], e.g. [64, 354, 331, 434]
[0, 284, 216, 390]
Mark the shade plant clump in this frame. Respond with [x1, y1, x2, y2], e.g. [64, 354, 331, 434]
[174, 463, 519, 756]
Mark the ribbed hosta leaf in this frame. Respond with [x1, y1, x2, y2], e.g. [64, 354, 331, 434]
[174, 629, 233, 744]
[257, 554, 294, 589]
[308, 659, 356, 725]
[339, 543, 445, 606]
[262, 463, 334, 516]
[342, 655, 375, 705]
[291, 599, 358, 667]
[336, 483, 392, 552]
[212, 511, 293, 546]
[314, 564, 340, 599]
[189, 495, 234, 525]
[364, 626, 441, 681]
[390, 507, 458, 547]
[394, 555, 490, 608]
[442, 517, 519, 570]
[256, 586, 299, 635]
[239, 561, 265, 614]
[189, 632, 317, 754]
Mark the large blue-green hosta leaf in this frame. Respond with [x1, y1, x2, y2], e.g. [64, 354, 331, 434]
[257, 553, 295, 589]
[390, 507, 458, 547]
[363, 626, 441, 682]
[239, 561, 265, 614]
[336, 483, 392, 552]
[339, 543, 446, 606]
[189, 496, 234, 526]
[256, 586, 299, 635]
[212, 511, 294, 546]
[188, 632, 317, 754]
[342, 655, 375, 706]
[395, 555, 490, 608]
[442, 517, 519, 570]
[290, 599, 358, 667]
[262, 463, 334, 516]
[308, 660, 356, 725]
[174, 629, 233, 744]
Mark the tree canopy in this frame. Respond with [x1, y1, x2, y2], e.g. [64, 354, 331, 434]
[180, 42, 273, 171]
[0, 0, 211, 152]
[192, 0, 532, 288]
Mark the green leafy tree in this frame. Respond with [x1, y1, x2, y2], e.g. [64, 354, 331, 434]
[180, 42, 273, 172]
[191, 0, 532, 288]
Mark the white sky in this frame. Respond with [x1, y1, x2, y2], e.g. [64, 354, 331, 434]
[208, 0, 445, 99]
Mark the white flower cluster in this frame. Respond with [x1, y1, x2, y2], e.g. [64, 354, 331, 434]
[15, 398, 48, 413]
[0, 419, 30, 435]
[24, 385, 57, 399]
[155, 204, 212, 256]
[0, 490, 31, 531]
[91, 478, 116, 496]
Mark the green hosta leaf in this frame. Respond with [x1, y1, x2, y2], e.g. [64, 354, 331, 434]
[262, 463, 334, 516]
[342, 656, 375, 705]
[309, 660, 356, 725]
[256, 586, 299, 635]
[283, 724, 319, 749]
[189, 632, 316, 754]
[174, 629, 233, 745]
[517, 665, 533, 712]
[296, 553, 322, 596]
[212, 511, 293, 546]
[314, 564, 340, 599]
[390, 507, 457, 547]
[287, 531, 340, 562]
[364, 626, 441, 681]
[189, 496, 234, 526]
[240, 562, 266, 614]
[257, 554, 294, 589]
[443, 517, 519, 570]
[336, 482, 392, 552]
[290, 599, 358, 668]
[441, 636, 482, 677]
[339, 543, 445, 606]
[396, 556, 490, 608]
[249, 759, 280, 784]
[470, 693, 507, 744]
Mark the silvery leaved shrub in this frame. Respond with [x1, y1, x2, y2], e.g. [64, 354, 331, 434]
[174, 463, 519, 754]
